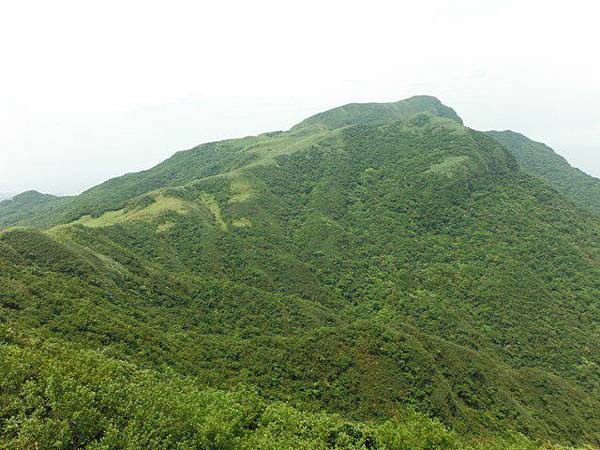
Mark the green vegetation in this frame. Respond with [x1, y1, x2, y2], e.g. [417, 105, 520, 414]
[65, 194, 195, 228]
[488, 130, 600, 214]
[292, 95, 463, 130]
[1, 328, 545, 449]
[2, 96, 600, 448]
[0, 190, 62, 227]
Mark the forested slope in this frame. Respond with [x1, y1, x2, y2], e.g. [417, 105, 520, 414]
[488, 130, 600, 214]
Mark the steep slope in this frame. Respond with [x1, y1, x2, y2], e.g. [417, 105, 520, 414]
[488, 130, 600, 214]
[2, 97, 600, 447]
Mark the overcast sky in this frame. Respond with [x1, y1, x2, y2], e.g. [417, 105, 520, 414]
[1, 0, 599, 195]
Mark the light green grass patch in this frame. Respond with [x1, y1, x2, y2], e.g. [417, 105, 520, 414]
[427, 156, 471, 176]
[68, 196, 194, 228]
[199, 193, 228, 231]
[229, 179, 253, 204]
[156, 222, 175, 233]
[232, 217, 252, 228]
[127, 196, 191, 221]
[230, 129, 331, 174]
[75, 210, 126, 227]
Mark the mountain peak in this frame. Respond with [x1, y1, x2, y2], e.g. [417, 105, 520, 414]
[291, 95, 463, 130]
[13, 189, 46, 198]
[9, 190, 57, 203]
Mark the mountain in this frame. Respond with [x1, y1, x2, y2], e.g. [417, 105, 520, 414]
[0, 96, 463, 230]
[487, 130, 600, 214]
[292, 95, 464, 130]
[2, 96, 600, 448]
[0, 193, 15, 202]
[0, 190, 62, 227]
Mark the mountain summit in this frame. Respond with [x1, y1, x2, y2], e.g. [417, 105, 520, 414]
[292, 95, 463, 130]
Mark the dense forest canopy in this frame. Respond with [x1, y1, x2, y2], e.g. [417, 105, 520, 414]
[1, 96, 600, 449]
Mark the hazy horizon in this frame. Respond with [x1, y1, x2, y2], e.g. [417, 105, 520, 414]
[1, 0, 599, 195]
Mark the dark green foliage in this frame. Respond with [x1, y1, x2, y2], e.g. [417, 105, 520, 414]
[0, 329, 543, 449]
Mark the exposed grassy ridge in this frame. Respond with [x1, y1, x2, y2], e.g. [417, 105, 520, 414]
[0, 127, 331, 229]
[66, 195, 194, 228]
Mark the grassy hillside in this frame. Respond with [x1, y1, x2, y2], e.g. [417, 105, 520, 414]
[0, 127, 331, 229]
[487, 130, 600, 214]
[2, 97, 600, 448]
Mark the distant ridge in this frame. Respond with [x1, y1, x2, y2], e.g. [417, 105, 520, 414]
[0, 190, 58, 207]
[487, 130, 600, 214]
[0, 190, 62, 226]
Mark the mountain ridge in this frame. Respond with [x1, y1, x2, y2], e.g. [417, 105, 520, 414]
[487, 129, 600, 214]
[291, 95, 464, 130]
[0, 97, 466, 229]
[5, 97, 600, 226]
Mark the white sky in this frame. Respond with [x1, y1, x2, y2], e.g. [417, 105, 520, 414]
[1, 0, 599, 195]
